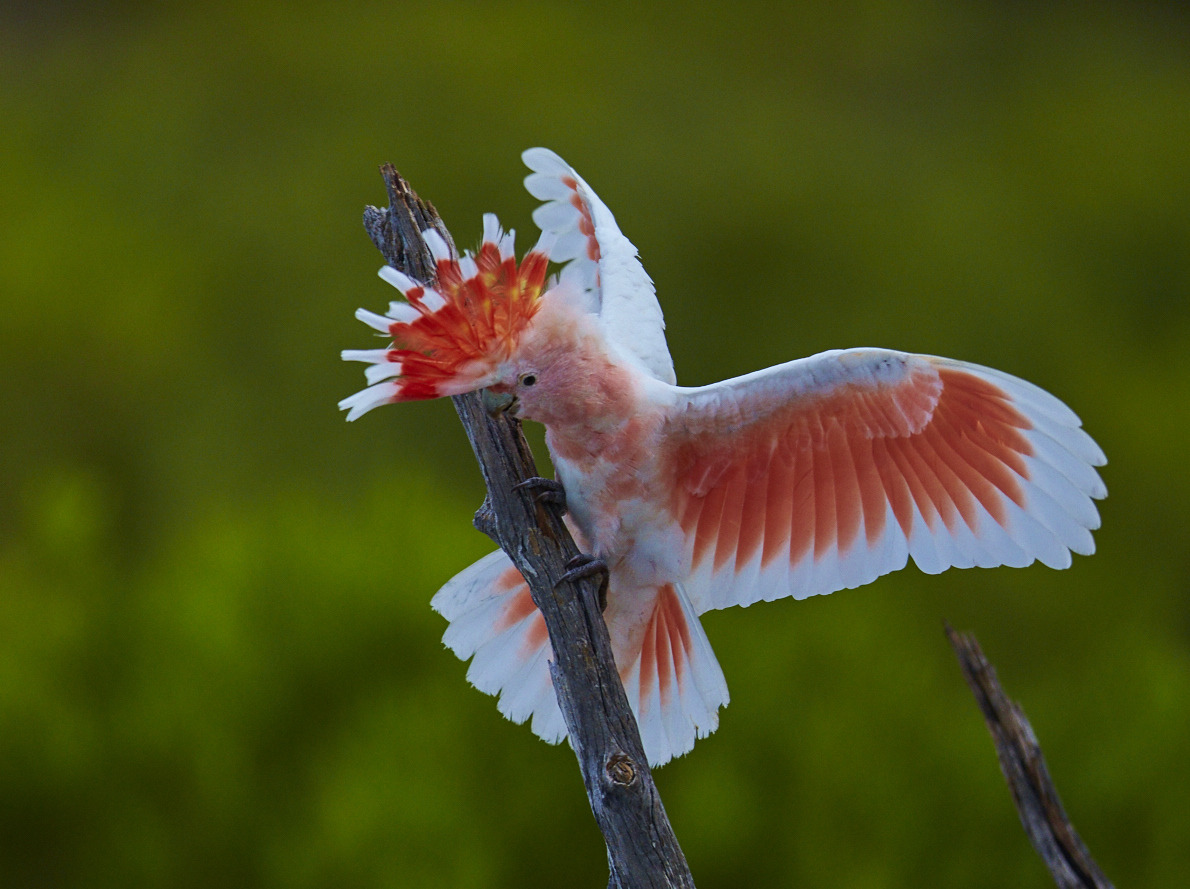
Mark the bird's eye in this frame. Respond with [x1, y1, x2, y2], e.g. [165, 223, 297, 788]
[519, 373, 538, 387]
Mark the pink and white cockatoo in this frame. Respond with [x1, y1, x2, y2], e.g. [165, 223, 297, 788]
[341, 149, 1106, 767]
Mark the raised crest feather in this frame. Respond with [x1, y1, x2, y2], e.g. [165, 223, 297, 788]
[340, 216, 554, 418]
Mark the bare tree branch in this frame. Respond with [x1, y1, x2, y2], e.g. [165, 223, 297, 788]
[946, 624, 1114, 889]
[364, 164, 695, 889]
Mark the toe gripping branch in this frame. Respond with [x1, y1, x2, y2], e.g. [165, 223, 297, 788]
[513, 479, 609, 611]
[513, 476, 568, 512]
[514, 478, 608, 611]
[557, 554, 610, 613]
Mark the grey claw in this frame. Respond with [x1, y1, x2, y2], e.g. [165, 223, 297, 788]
[514, 477, 567, 512]
[556, 554, 609, 612]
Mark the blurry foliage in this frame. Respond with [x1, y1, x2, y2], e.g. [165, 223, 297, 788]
[2, 1, 1189, 886]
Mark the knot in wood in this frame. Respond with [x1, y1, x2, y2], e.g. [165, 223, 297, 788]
[605, 753, 638, 787]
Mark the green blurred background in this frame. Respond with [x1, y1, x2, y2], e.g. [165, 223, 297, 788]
[2, 2, 1188, 886]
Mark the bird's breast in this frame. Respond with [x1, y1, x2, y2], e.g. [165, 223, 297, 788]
[548, 415, 686, 590]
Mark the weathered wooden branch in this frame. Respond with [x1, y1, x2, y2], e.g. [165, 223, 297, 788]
[364, 164, 695, 889]
[946, 624, 1114, 889]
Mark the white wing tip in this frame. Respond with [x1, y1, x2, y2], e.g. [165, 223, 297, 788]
[522, 147, 571, 174]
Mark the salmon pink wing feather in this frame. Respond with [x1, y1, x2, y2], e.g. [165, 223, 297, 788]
[523, 148, 676, 385]
[661, 349, 1106, 614]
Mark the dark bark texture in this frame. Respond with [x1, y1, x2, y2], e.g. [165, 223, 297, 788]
[947, 625, 1114, 889]
[363, 164, 695, 889]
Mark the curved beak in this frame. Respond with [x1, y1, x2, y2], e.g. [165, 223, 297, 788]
[481, 388, 517, 417]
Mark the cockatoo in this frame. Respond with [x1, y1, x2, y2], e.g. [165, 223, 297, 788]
[341, 149, 1106, 767]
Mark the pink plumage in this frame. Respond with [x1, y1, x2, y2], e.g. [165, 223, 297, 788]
[342, 149, 1107, 766]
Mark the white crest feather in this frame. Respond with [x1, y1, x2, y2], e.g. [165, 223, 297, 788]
[422, 228, 453, 263]
[378, 265, 418, 294]
[355, 308, 392, 333]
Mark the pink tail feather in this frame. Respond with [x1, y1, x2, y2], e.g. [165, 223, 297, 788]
[433, 553, 730, 766]
[432, 550, 566, 743]
[614, 583, 730, 766]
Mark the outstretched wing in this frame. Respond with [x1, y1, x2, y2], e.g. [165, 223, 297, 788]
[522, 148, 676, 385]
[660, 349, 1107, 614]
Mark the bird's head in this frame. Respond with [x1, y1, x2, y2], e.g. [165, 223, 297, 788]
[341, 215, 591, 422]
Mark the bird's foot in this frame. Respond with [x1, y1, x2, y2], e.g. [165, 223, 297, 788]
[513, 476, 567, 512]
[556, 553, 609, 612]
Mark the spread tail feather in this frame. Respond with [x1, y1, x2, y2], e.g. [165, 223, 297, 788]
[431, 550, 566, 743]
[433, 552, 729, 767]
[614, 582, 730, 767]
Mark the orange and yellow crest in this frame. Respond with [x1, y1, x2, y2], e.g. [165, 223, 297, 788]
[340, 216, 552, 418]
